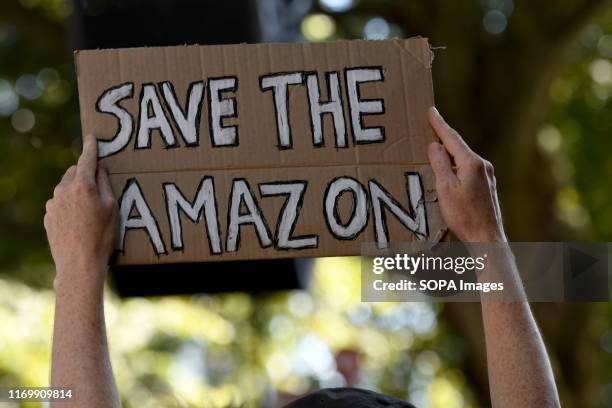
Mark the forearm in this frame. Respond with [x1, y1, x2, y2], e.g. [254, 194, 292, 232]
[479, 249, 560, 407]
[426, 109, 559, 406]
[51, 263, 120, 408]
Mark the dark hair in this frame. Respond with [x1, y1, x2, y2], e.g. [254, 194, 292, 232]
[284, 388, 417, 408]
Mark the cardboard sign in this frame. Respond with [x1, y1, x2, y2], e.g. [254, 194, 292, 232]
[75, 38, 445, 265]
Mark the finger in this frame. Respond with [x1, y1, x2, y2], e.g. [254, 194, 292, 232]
[59, 165, 77, 186]
[76, 134, 98, 183]
[45, 199, 54, 214]
[485, 160, 494, 179]
[97, 166, 115, 203]
[428, 107, 474, 163]
[428, 142, 458, 184]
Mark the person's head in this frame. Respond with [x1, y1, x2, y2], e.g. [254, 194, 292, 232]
[285, 388, 415, 408]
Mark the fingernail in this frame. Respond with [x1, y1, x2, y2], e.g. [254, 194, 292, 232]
[430, 107, 444, 122]
[428, 142, 442, 154]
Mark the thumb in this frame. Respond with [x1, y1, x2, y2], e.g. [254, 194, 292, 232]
[428, 142, 457, 185]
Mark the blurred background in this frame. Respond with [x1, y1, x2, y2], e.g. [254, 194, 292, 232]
[1, 0, 612, 407]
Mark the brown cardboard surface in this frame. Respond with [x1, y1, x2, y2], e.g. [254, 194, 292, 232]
[75, 38, 445, 265]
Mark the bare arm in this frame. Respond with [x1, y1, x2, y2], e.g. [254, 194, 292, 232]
[427, 108, 560, 407]
[44, 134, 120, 408]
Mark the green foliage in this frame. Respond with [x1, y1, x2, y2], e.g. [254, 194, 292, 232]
[0, 0, 79, 286]
[0, 260, 477, 407]
[541, 9, 612, 239]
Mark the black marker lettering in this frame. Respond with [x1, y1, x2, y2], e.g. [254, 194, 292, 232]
[306, 72, 346, 148]
[227, 179, 273, 252]
[163, 177, 222, 254]
[95, 82, 134, 158]
[259, 181, 318, 250]
[345, 67, 385, 144]
[208, 76, 238, 147]
[260, 72, 304, 149]
[369, 173, 427, 248]
[324, 177, 369, 240]
[160, 81, 205, 147]
[117, 178, 166, 255]
[136, 83, 176, 149]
